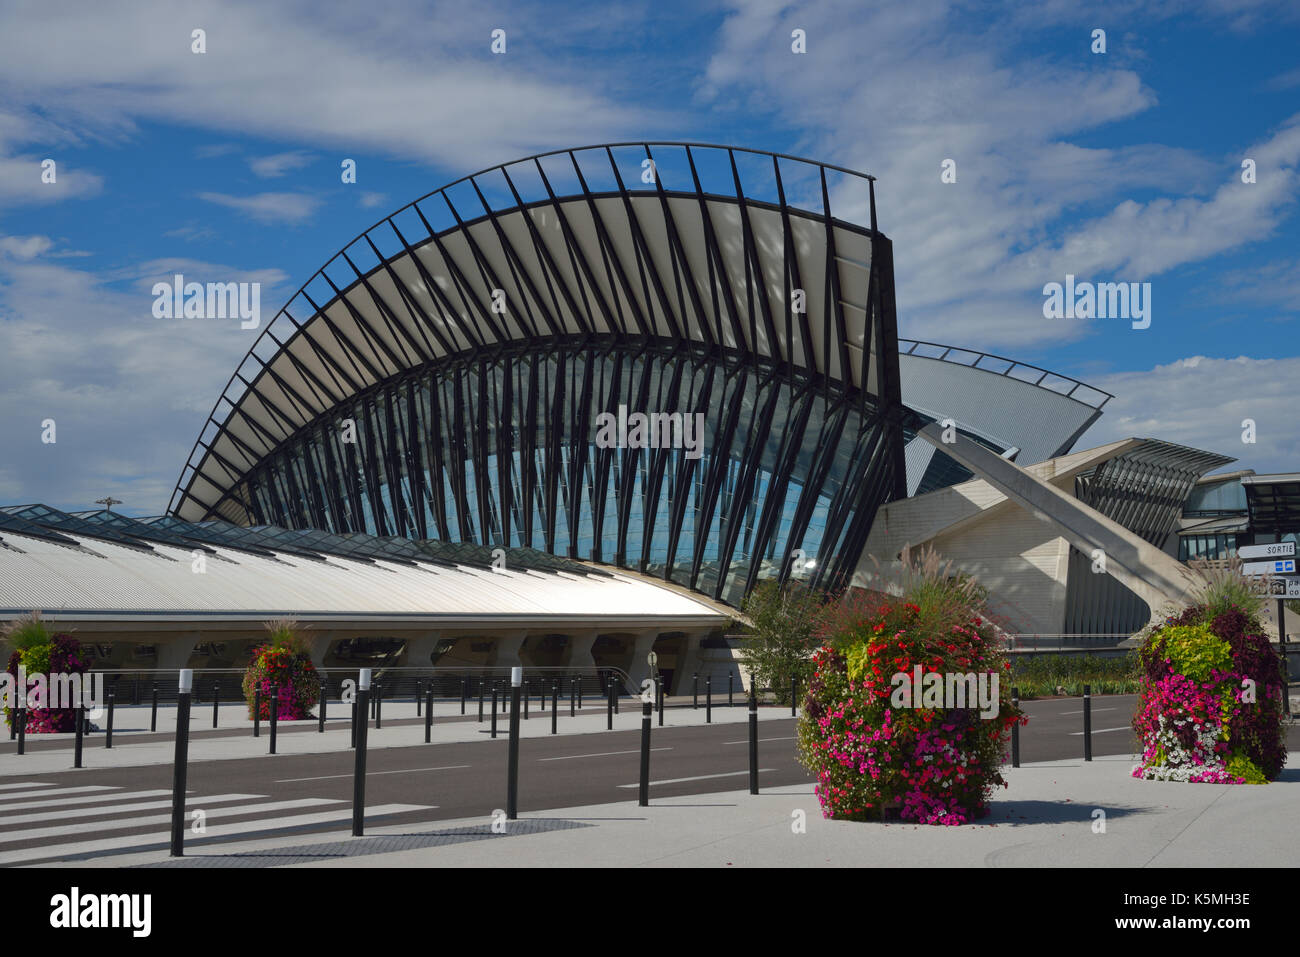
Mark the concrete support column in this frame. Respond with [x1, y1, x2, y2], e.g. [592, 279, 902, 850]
[674, 629, 717, 692]
[306, 629, 335, 669]
[626, 630, 661, 692]
[401, 631, 443, 670]
[561, 630, 599, 672]
[490, 632, 528, 670]
[158, 632, 200, 671]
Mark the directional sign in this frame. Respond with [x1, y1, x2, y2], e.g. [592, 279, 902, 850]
[1238, 542, 1296, 560]
[1262, 577, 1300, 599]
[1242, 558, 1296, 577]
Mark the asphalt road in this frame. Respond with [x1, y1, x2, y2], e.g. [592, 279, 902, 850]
[4, 694, 1297, 865]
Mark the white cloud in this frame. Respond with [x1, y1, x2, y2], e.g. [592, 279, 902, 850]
[0, 235, 54, 259]
[249, 151, 312, 178]
[359, 191, 388, 209]
[198, 190, 322, 224]
[699, 1, 1300, 351]
[1078, 355, 1300, 472]
[0, 253, 279, 512]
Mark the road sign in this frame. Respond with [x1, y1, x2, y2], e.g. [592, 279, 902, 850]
[1242, 558, 1297, 576]
[1238, 542, 1296, 560]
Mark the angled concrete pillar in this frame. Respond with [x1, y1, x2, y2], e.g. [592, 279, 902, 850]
[306, 629, 335, 669]
[918, 423, 1201, 627]
[490, 632, 528, 670]
[158, 632, 200, 671]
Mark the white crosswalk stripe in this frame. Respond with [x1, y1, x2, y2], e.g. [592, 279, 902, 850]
[0, 803, 432, 866]
[0, 788, 172, 812]
[0, 798, 341, 846]
[0, 782, 56, 792]
[0, 785, 120, 804]
[1, 792, 264, 827]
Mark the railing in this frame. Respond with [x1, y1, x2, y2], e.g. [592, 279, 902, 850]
[88, 665, 635, 705]
[899, 338, 1113, 410]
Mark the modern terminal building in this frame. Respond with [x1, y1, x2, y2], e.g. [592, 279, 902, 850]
[1, 143, 1293, 683]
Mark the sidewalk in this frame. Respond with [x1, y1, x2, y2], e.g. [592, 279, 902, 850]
[46, 752, 1296, 869]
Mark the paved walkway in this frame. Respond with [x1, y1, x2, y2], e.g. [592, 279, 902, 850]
[39, 752, 1299, 869]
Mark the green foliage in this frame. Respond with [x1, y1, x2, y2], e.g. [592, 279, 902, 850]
[1225, 754, 1267, 784]
[1158, 624, 1232, 682]
[1188, 557, 1264, 621]
[3, 611, 54, 652]
[264, 618, 308, 655]
[1008, 653, 1141, 698]
[737, 581, 826, 704]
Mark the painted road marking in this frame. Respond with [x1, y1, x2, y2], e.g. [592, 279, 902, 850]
[1068, 726, 1133, 735]
[1059, 707, 1118, 715]
[0, 785, 119, 804]
[0, 803, 430, 866]
[0, 782, 55, 791]
[618, 770, 775, 788]
[539, 749, 672, 761]
[276, 765, 470, 783]
[724, 736, 796, 745]
[0, 798, 341, 845]
[0, 793, 263, 827]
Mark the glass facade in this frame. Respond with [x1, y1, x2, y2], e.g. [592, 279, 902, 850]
[234, 336, 901, 606]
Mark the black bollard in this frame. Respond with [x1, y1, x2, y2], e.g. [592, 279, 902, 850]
[375, 683, 382, 729]
[639, 700, 652, 807]
[462, 679, 468, 716]
[170, 670, 194, 857]
[478, 682, 485, 723]
[254, 689, 262, 738]
[524, 684, 529, 720]
[151, 683, 158, 732]
[606, 677, 614, 730]
[551, 682, 558, 735]
[706, 677, 712, 723]
[319, 683, 327, 733]
[1083, 683, 1092, 762]
[425, 685, 434, 743]
[74, 702, 85, 768]
[105, 693, 115, 749]
[491, 687, 499, 738]
[1011, 687, 1020, 768]
[213, 682, 220, 729]
[269, 685, 278, 754]
[577, 676, 583, 711]
[693, 672, 699, 709]
[729, 672, 734, 707]
[791, 676, 798, 717]
[352, 670, 372, 837]
[416, 680, 422, 718]
[748, 687, 759, 795]
[614, 677, 620, 715]
[658, 677, 664, 727]
[506, 670, 522, 820]
[571, 676, 576, 716]
[16, 705, 25, 755]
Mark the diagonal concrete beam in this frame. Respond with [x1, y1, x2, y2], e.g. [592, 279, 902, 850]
[918, 424, 1201, 623]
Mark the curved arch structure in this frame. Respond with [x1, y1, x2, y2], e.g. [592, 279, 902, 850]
[169, 143, 909, 606]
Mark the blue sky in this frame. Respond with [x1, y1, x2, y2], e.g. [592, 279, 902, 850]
[0, 0, 1298, 515]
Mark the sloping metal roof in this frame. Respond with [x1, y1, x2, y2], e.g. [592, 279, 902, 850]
[169, 142, 893, 525]
[0, 506, 728, 626]
[1241, 473, 1300, 536]
[897, 339, 1112, 494]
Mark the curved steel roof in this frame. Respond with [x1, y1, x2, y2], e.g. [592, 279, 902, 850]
[897, 338, 1113, 494]
[169, 142, 891, 524]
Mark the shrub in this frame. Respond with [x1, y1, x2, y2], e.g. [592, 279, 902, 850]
[1008, 653, 1141, 698]
[1132, 602, 1286, 784]
[241, 619, 321, 721]
[737, 581, 828, 704]
[797, 549, 1022, 825]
